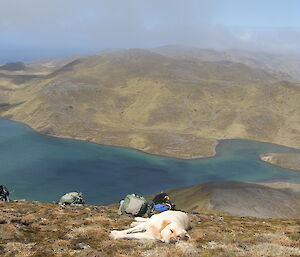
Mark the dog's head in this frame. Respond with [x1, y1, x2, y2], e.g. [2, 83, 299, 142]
[160, 223, 191, 244]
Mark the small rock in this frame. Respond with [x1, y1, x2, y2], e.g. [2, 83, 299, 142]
[77, 243, 91, 250]
[20, 220, 33, 226]
[208, 241, 218, 249]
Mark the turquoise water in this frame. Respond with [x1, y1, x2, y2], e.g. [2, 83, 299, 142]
[1, 118, 300, 205]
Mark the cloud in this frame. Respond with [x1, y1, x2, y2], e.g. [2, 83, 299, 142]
[229, 27, 300, 53]
[0, 0, 300, 62]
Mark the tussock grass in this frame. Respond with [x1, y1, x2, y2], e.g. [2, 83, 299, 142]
[0, 201, 299, 257]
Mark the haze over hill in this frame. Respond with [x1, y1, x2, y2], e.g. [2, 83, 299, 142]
[155, 45, 300, 80]
[1, 46, 300, 158]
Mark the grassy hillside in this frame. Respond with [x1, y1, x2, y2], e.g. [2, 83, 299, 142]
[166, 181, 300, 219]
[1, 47, 300, 158]
[0, 200, 299, 257]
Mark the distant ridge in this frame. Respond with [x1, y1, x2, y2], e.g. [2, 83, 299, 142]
[153, 45, 300, 80]
[0, 62, 27, 71]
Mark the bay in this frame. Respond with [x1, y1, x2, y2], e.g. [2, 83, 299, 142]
[0, 118, 300, 204]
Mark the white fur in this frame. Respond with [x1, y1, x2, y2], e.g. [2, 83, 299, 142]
[110, 211, 191, 243]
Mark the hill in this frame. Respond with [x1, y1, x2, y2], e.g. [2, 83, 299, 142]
[0, 62, 27, 71]
[166, 181, 300, 219]
[0, 55, 87, 75]
[1, 46, 300, 158]
[0, 200, 299, 257]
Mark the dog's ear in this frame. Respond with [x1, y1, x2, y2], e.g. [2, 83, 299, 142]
[161, 220, 171, 231]
[158, 220, 172, 242]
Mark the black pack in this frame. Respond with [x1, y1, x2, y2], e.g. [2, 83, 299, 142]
[0, 185, 10, 202]
[153, 192, 176, 210]
[153, 192, 170, 204]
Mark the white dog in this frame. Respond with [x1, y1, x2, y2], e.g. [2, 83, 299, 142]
[110, 211, 191, 244]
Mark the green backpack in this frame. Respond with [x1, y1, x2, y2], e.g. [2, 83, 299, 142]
[118, 194, 146, 216]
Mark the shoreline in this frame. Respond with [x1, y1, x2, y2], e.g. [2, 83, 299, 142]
[0, 117, 218, 160]
[1, 117, 300, 161]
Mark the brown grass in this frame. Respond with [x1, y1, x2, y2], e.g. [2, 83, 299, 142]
[0, 201, 299, 257]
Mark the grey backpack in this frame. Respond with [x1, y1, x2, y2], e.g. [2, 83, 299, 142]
[59, 192, 85, 205]
[118, 194, 146, 216]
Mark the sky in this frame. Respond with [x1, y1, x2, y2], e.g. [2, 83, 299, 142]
[1, 0, 300, 63]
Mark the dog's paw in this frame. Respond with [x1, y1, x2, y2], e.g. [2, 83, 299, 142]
[109, 230, 122, 240]
[130, 221, 140, 227]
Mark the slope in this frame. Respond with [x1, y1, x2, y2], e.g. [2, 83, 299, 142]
[1, 48, 300, 158]
[166, 181, 300, 218]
